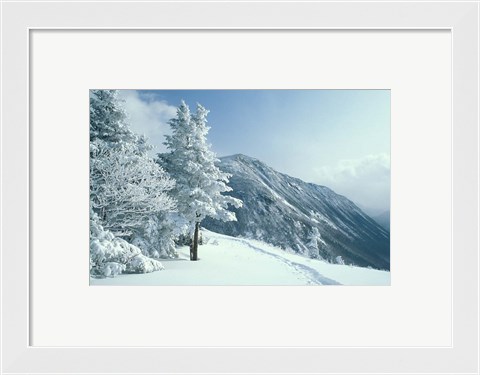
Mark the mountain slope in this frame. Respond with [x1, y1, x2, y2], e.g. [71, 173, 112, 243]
[202, 154, 390, 270]
[372, 210, 390, 230]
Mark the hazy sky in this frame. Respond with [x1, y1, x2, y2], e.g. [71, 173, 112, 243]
[118, 90, 390, 214]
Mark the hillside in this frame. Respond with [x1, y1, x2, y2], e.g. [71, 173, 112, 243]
[203, 154, 390, 270]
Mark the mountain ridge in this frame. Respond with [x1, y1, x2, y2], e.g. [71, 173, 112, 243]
[203, 153, 390, 270]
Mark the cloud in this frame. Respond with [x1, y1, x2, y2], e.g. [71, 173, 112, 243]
[118, 90, 177, 155]
[313, 153, 390, 213]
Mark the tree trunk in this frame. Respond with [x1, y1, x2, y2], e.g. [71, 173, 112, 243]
[191, 221, 200, 261]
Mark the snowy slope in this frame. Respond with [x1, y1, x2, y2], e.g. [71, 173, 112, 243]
[202, 154, 390, 270]
[91, 230, 390, 286]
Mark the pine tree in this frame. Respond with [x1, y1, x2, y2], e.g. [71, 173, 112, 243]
[89, 90, 138, 147]
[158, 101, 242, 260]
[307, 227, 322, 259]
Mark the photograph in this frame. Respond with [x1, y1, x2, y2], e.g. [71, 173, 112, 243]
[89, 89, 391, 285]
[3, 0, 477, 373]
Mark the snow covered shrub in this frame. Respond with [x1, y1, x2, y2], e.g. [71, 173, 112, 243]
[90, 210, 164, 278]
[125, 254, 164, 274]
[131, 214, 177, 259]
[335, 256, 345, 265]
[99, 262, 126, 278]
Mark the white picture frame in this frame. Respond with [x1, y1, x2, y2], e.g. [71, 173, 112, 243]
[1, 1, 478, 374]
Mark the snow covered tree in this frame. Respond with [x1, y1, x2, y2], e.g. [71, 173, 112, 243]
[306, 227, 321, 259]
[90, 142, 176, 237]
[158, 101, 242, 260]
[90, 90, 139, 147]
[90, 89, 178, 273]
[90, 89, 155, 160]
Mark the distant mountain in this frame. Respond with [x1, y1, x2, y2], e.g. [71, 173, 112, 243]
[372, 210, 390, 230]
[202, 154, 390, 270]
[356, 205, 390, 231]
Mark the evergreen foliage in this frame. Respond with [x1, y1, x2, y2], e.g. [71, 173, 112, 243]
[158, 101, 242, 260]
[89, 90, 177, 276]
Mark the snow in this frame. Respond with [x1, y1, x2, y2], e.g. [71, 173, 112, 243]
[90, 210, 164, 277]
[91, 230, 390, 286]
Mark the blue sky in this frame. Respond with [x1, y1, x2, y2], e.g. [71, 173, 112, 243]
[119, 89, 390, 213]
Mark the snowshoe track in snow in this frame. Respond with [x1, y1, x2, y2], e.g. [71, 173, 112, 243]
[219, 235, 341, 285]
